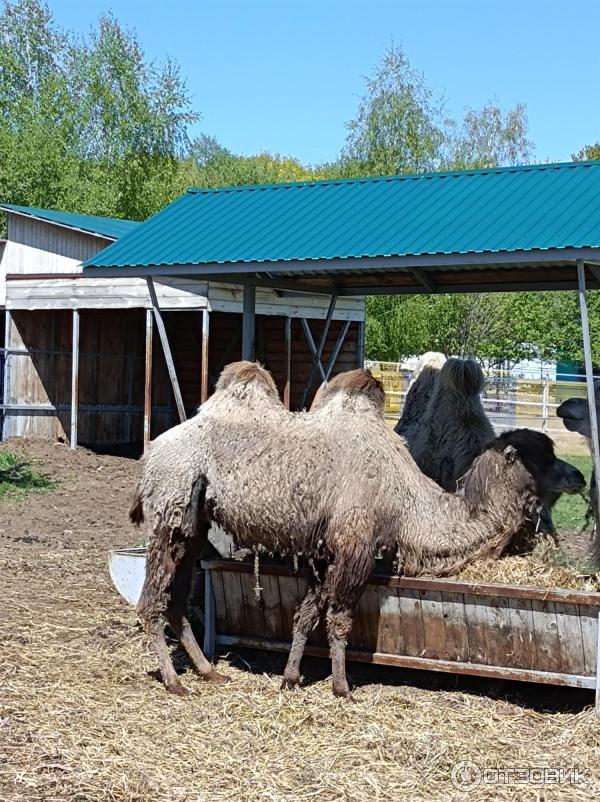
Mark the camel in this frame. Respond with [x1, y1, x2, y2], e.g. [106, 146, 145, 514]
[397, 356, 584, 533]
[403, 357, 495, 491]
[130, 361, 540, 698]
[394, 351, 446, 438]
[557, 382, 600, 565]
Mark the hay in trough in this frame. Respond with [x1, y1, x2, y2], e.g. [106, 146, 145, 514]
[457, 537, 600, 591]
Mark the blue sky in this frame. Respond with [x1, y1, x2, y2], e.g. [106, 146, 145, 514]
[50, 0, 600, 166]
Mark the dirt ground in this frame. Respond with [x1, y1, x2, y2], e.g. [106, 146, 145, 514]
[1, 439, 600, 802]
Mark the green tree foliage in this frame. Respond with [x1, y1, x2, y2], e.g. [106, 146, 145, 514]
[573, 143, 600, 161]
[341, 45, 444, 175]
[187, 135, 330, 188]
[340, 44, 532, 177]
[0, 0, 197, 221]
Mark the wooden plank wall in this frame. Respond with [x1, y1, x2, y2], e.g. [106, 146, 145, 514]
[211, 565, 599, 681]
[208, 312, 360, 410]
[4, 308, 361, 445]
[6, 215, 107, 272]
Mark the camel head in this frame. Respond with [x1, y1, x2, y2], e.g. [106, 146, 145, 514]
[491, 429, 585, 501]
[311, 369, 386, 415]
[461, 438, 538, 513]
[557, 380, 600, 439]
[438, 357, 485, 397]
[214, 361, 281, 404]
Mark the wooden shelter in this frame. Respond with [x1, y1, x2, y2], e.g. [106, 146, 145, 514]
[83, 160, 600, 509]
[0, 204, 365, 448]
[88, 161, 600, 707]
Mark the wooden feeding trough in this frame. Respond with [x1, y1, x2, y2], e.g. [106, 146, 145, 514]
[202, 558, 600, 711]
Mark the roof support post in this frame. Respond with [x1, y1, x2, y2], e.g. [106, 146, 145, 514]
[200, 309, 210, 404]
[577, 260, 600, 565]
[70, 309, 79, 449]
[300, 319, 328, 383]
[143, 309, 153, 450]
[2, 312, 11, 440]
[356, 320, 365, 369]
[283, 316, 292, 410]
[300, 293, 337, 409]
[324, 320, 351, 380]
[242, 283, 256, 361]
[146, 278, 186, 423]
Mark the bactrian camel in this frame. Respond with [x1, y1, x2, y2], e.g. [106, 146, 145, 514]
[400, 355, 495, 491]
[398, 354, 584, 535]
[394, 351, 446, 439]
[131, 361, 541, 698]
[558, 383, 600, 565]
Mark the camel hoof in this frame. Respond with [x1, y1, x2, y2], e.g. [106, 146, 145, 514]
[165, 681, 189, 696]
[281, 674, 301, 691]
[332, 683, 355, 701]
[202, 669, 231, 684]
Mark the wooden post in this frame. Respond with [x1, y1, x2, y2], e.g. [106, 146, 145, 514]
[143, 309, 153, 449]
[70, 309, 79, 450]
[356, 319, 365, 369]
[541, 376, 549, 433]
[576, 260, 600, 537]
[596, 609, 600, 719]
[2, 312, 11, 441]
[200, 309, 210, 404]
[203, 567, 216, 659]
[146, 278, 186, 423]
[283, 316, 292, 410]
[242, 283, 256, 361]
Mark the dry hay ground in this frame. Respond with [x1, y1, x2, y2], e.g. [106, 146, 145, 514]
[1, 440, 600, 802]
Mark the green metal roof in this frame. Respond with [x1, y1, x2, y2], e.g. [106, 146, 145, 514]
[84, 161, 600, 269]
[1, 203, 140, 240]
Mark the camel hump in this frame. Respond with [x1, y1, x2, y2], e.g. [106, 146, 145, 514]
[439, 358, 485, 396]
[414, 351, 446, 375]
[313, 369, 386, 411]
[215, 361, 279, 399]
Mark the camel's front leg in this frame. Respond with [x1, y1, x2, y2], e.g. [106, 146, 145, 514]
[282, 586, 320, 690]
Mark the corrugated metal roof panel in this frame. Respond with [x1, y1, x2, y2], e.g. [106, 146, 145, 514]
[0, 204, 140, 241]
[83, 162, 600, 270]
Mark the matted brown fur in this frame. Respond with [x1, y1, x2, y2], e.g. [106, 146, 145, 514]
[133, 361, 540, 698]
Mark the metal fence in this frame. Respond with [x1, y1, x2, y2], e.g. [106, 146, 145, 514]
[366, 359, 595, 441]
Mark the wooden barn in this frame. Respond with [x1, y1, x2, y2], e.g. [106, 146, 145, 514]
[0, 204, 365, 449]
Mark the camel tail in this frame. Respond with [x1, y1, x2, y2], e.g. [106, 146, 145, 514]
[129, 486, 145, 526]
[438, 357, 485, 397]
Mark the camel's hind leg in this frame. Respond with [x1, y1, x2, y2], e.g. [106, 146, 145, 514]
[324, 525, 375, 699]
[326, 605, 355, 699]
[282, 586, 321, 690]
[164, 524, 229, 684]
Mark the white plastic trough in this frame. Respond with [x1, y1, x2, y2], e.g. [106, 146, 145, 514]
[108, 547, 147, 606]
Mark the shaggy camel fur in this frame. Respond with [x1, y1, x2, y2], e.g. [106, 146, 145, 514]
[400, 355, 584, 532]
[461, 428, 585, 551]
[131, 361, 539, 698]
[406, 357, 495, 491]
[558, 383, 600, 565]
[394, 351, 446, 438]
